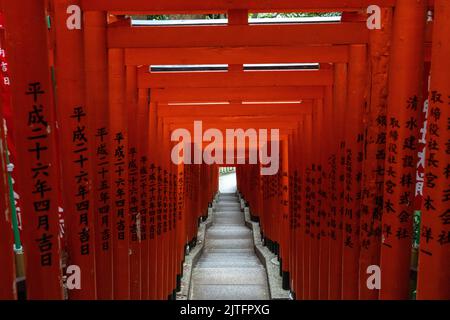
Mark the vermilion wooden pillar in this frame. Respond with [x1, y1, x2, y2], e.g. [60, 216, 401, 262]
[172, 156, 178, 299]
[137, 87, 150, 299]
[109, 48, 130, 299]
[303, 113, 313, 299]
[319, 86, 333, 300]
[2, 0, 64, 299]
[288, 128, 297, 295]
[263, 173, 271, 252]
[176, 162, 186, 294]
[281, 138, 291, 290]
[155, 114, 167, 299]
[259, 171, 266, 247]
[151, 107, 161, 299]
[168, 127, 175, 300]
[184, 163, 192, 260]
[137, 89, 150, 300]
[272, 169, 277, 257]
[148, 100, 159, 299]
[255, 163, 263, 221]
[0, 16, 17, 300]
[175, 160, 181, 296]
[126, 65, 141, 299]
[83, 10, 113, 299]
[416, 0, 450, 300]
[161, 121, 169, 300]
[52, 0, 97, 299]
[342, 44, 366, 300]
[162, 124, 176, 299]
[309, 99, 323, 300]
[265, 166, 272, 253]
[380, 0, 427, 300]
[359, 7, 392, 300]
[163, 121, 172, 299]
[167, 123, 176, 300]
[276, 152, 282, 264]
[294, 121, 304, 299]
[328, 63, 347, 300]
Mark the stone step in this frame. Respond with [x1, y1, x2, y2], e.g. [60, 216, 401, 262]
[196, 262, 262, 268]
[206, 229, 252, 240]
[205, 239, 254, 250]
[200, 252, 259, 260]
[204, 248, 255, 254]
[197, 255, 260, 262]
[192, 267, 267, 285]
[213, 218, 245, 226]
[190, 284, 269, 300]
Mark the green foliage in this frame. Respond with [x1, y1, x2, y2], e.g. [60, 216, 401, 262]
[134, 12, 341, 21]
[413, 210, 421, 248]
[144, 15, 170, 20]
[219, 167, 236, 176]
[250, 12, 341, 18]
[135, 14, 226, 20]
[205, 14, 226, 20]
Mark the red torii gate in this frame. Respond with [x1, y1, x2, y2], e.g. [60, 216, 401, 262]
[0, 0, 448, 302]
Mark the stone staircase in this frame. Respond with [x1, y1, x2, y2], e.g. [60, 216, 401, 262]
[189, 193, 270, 300]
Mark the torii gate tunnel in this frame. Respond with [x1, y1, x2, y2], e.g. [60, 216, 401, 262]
[0, 0, 448, 301]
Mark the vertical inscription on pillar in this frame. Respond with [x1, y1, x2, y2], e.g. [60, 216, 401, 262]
[420, 91, 450, 254]
[139, 156, 148, 242]
[26, 82, 55, 267]
[129, 147, 139, 242]
[148, 163, 156, 241]
[114, 132, 126, 241]
[95, 127, 111, 251]
[70, 106, 91, 257]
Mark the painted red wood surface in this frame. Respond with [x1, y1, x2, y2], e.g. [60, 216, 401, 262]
[0, 0, 447, 301]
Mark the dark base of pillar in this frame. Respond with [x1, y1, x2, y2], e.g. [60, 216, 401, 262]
[176, 274, 182, 292]
[282, 271, 290, 291]
[291, 291, 296, 300]
[189, 237, 197, 249]
[265, 238, 273, 252]
[279, 258, 283, 277]
[265, 238, 280, 256]
[17, 278, 26, 300]
[168, 290, 177, 300]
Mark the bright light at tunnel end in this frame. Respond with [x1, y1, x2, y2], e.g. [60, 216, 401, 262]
[171, 121, 280, 176]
